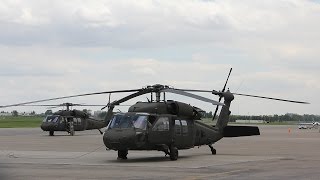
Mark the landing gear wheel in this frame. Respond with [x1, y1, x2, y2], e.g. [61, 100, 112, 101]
[211, 148, 216, 155]
[169, 146, 178, 161]
[117, 150, 128, 160]
[209, 145, 216, 155]
[49, 130, 54, 136]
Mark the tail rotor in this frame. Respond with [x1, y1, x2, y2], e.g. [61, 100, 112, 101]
[212, 68, 232, 121]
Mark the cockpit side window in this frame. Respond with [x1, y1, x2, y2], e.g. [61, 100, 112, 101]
[108, 114, 148, 130]
[43, 115, 59, 123]
[108, 114, 124, 129]
[133, 115, 148, 130]
[152, 117, 170, 131]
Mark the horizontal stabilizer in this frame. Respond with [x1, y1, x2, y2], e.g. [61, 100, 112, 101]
[223, 125, 260, 137]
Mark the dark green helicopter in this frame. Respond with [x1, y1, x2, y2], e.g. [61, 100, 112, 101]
[0, 69, 309, 160]
[20, 103, 107, 136]
[100, 86, 307, 160]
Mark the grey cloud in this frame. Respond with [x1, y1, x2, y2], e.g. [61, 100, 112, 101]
[0, 0, 318, 52]
[0, 71, 63, 77]
[0, 0, 318, 115]
[0, 1, 261, 47]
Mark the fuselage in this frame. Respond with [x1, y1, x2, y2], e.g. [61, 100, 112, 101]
[41, 114, 105, 132]
[103, 112, 223, 151]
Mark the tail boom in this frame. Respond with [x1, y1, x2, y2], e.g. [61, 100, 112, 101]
[223, 125, 260, 137]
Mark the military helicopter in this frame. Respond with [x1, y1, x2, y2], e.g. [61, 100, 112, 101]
[0, 69, 309, 160]
[101, 88, 307, 160]
[21, 102, 108, 136]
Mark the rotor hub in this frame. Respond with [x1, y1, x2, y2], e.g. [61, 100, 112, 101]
[145, 84, 170, 91]
[223, 90, 234, 102]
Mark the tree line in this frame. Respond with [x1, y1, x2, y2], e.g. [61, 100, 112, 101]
[3, 110, 320, 122]
[203, 111, 320, 122]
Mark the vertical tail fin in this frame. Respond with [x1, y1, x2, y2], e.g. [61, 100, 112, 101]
[216, 90, 234, 132]
[215, 91, 260, 137]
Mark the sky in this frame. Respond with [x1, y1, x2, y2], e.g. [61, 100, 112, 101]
[0, 0, 319, 115]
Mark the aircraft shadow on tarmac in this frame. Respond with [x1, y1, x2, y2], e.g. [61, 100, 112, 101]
[106, 155, 191, 163]
[103, 150, 253, 163]
[104, 152, 278, 163]
[40, 133, 102, 137]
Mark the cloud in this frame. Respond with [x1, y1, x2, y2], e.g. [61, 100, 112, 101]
[0, 0, 318, 48]
[0, 0, 318, 115]
[1, 45, 313, 113]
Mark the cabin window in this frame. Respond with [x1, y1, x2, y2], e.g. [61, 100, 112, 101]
[73, 118, 81, 125]
[181, 120, 188, 135]
[152, 117, 169, 131]
[175, 120, 181, 135]
[78, 118, 82, 125]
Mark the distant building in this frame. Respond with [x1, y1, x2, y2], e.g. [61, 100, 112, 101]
[0, 112, 12, 116]
[18, 112, 33, 116]
[235, 120, 265, 124]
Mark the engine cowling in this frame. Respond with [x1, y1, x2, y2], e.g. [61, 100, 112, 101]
[128, 101, 202, 119]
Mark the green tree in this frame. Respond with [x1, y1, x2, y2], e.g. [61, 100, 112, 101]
[97, 111, 107, 119]
[82, 109, 92, 115]
[12, 110, 18, 116]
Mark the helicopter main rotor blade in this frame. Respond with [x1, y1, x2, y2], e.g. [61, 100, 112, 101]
[0, 89, 142, 108]
[173, 88, 218, 93]
[222, 68, 232, 93]
[47, 105, 61, 109]
[174, 87, 309, 104]
[19, 105, 59, 106]
[233, 93, 310, 104]
[67, 104, 132, 107]
[17, 104, 130, 107]
[160, 89, 224, 106]
[102, 88, 153, 110]
[19, 104, 107, 107]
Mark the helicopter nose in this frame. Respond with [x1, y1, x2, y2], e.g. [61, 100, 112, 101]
[103, 129, 136, 150]
[40, 122, 57, 131]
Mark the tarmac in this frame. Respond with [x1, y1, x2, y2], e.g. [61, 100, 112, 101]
[0, 125, 319, 180]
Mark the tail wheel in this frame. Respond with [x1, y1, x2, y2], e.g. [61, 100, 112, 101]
[209, 144, 216, 155]
[169, 146, 178, 161]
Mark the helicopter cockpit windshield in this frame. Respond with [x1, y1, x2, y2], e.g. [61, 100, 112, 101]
[43, 115, 60, 123]
[108, 114, 148, 130]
